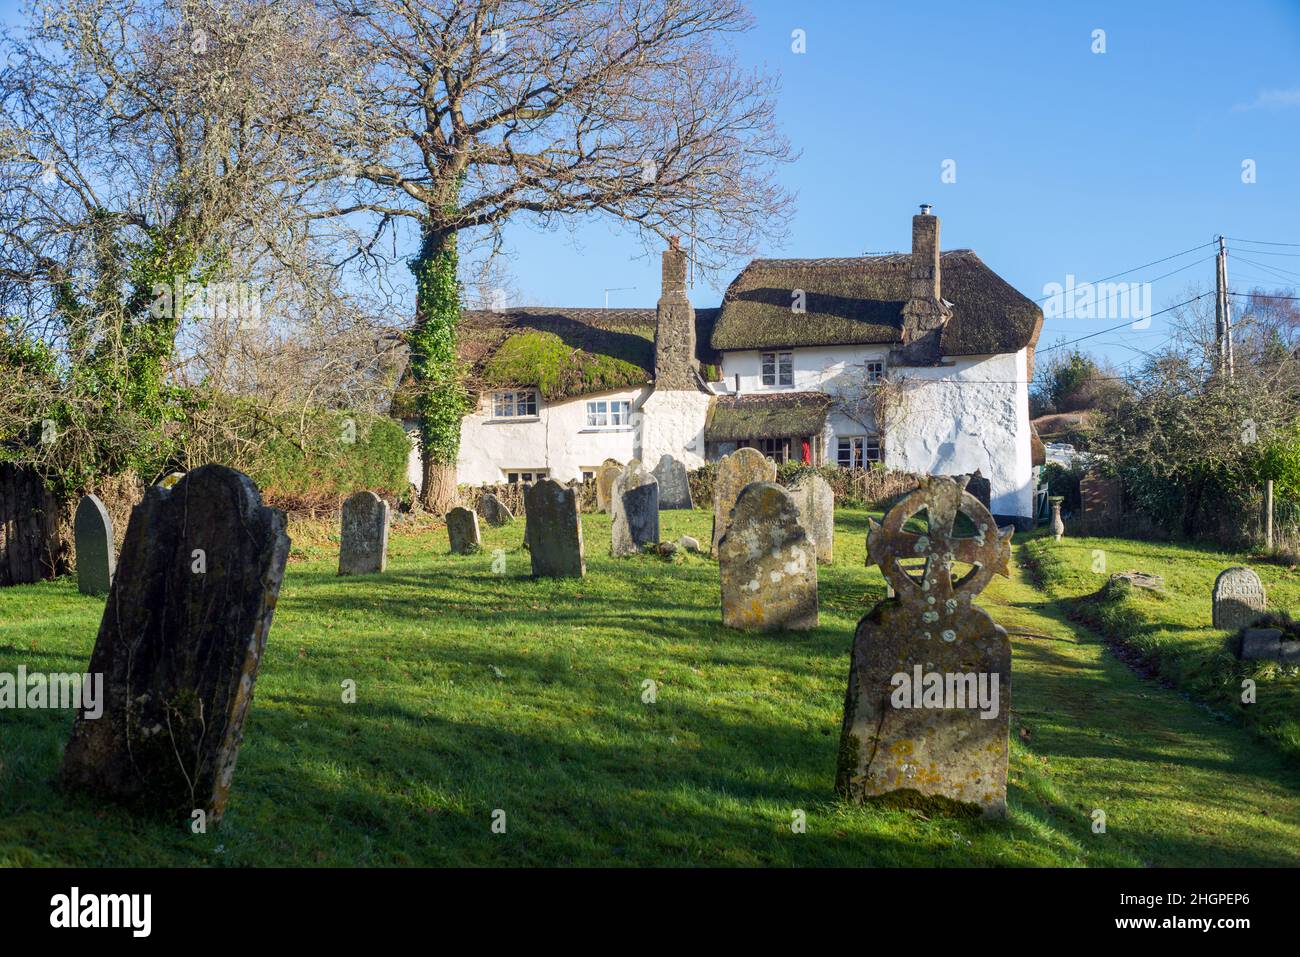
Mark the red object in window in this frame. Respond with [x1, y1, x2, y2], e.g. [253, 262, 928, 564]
[801, 438, 812, 464]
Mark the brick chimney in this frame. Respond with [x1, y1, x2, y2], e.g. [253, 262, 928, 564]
[899, 204, 951, 363]
[654, 237, 698, 390]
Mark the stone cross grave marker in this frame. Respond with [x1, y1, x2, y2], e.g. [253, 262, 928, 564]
[339, 491, 389, 575]
[837, 475, 1015, 817]
[711, 447, 776, 556]
[595, 459, 623, 513]
[1212, 566, 1267, 632]
[610, 460, 660, 557]
[789, 472, 834, 564]
[60, 465, 290, 826]
[480, 492, 514, 526]
[74, 494, 115, 596]
[446, 506, 481, 554]
[652, 453, 693, 509]
[719, 482, 818, 631]
[525, 478, 585, 577]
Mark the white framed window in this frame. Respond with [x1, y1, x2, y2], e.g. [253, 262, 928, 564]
[865, 361, 885, 383]
[837, 435, 882, 469]
[505, 469, 548, 484]
[492, 390, 538, 419]
[760, 351, 793, 387]
[585, 399, 631, 428]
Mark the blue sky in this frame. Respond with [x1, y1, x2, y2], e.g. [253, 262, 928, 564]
[4, 0, 1298, 368]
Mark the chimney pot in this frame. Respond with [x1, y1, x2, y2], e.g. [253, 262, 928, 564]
[919, 204, 933, 216]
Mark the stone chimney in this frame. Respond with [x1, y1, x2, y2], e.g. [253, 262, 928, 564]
[654, 237, 698, 390]
[899, 204, 952, 363]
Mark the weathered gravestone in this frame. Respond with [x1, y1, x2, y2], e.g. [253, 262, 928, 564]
[789, 473, 835, 564]
[719, 482, 818, 631]
[158, 471, 186, 489]
[446, 507, 481, 554]
[610, 460, 660, 557]
[595, 459, 623, 513]
[1212, 566, 1266, 631]
[60, 465, 290, 825]
[837, 475, 1015, 817]
[964, 470, 991, 513]
[480, 492, 514, 527]
[711, 447, 776, 556]
[339, 491, 389, 575]
[525, 478, 585, 578]
[652, 454, 693, 510]
[1079, 471, 1122, 534]
[74, 494, 115, 596]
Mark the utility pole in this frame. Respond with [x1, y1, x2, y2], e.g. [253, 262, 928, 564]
[1216, 236, 1234, 378]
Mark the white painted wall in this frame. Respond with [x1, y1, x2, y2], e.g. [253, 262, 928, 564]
[718, 344, 890, 395]
[456, 385, 652, 485]
[639, 389, 713, 470]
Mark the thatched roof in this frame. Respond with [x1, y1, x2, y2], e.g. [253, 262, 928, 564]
[704, 392, 832, 443]
[710, 251, 1043, 358]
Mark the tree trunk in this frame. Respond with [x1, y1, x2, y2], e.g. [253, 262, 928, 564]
[421, 458, 459, 516]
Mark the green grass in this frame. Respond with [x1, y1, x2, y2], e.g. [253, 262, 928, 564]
[1, 511, 1298, 866]
[1023, 532, 1300, 762]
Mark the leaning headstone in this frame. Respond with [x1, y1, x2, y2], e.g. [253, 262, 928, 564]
[711, 447, 776, 556]
[446, 506, 481, 554]
[74, 494, 115, 596]
[339, 491, 389, 575]
[1212, 567, 1266, 632]
[789, 473, 835, 564]
[719, 482, 818, 631]
[610, 460, 660, 557]
[480, 492, 514, 527]
[652, 454, 692, 509]
[524, 478, 585, 578]
[60, 465, 290, 826]
[595, 459, 623, 513]
[837, 475, 1015, 817]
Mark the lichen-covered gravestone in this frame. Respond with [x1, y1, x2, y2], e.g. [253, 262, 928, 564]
[1212, 566, 1266, 631]
[74, 494, 115, 596]
[480, 492, 513, 527]
[789, 473, 834, 564]
[837, 475, 1015, 817]
[719, 482, 818, 631]
[446, 506, 481, 554]
[524, 478, 585, 578]
[595, 459, 623, 513]
[60, 465, 289, 826]
[711, 447, 776, 556]
[652, 453, 693, 510]
[339, 490, 389, 575]
[610, 460, 660, 557]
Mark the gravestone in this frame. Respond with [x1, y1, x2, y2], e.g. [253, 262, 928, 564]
[964, 470, 991, 513]
[595, 459, 623, 513]
[1212, 566, 1266, 632]
[610, 460, 660, 557]
[60, 465, 290, 826]
[74, 494, 115, 596]
[789, 473, 835, 564]
[718, 482, 818, 631]
[1238, 627, 1284, 661]
[339, 491, 389, 575]
[837, 475, 1015, 817]
[524, 478, 585, 578]
[652, 454, 693, 510]
[158, 472, 186, 489]
[1079, 471, 1122, 534]
[446, 507, 481, 554]
[480, 492, 514, 527]
[711, 447, 776, 556]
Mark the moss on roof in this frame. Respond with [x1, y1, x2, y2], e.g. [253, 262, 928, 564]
[710, 251, 1042, 357]
[480, 330, 649, 401]
[704, 392, 832, 443]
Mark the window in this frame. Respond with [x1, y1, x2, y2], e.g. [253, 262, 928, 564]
[837, 436, 882, 469]
[492, 390, 538, 419]
[760, 351, 793, 387]
[585, 399, 631, 428]
[756, 437, 792, 463]
[505, 469, 548, 484]
[581, 469, 596, 482]
[866, 361, 885, 383]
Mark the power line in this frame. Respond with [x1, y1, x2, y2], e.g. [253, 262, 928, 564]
[1229, 291, 1300, 301]
[1032, 240, 1216, 304]
[1233, 255, 1300, 284]
[1037, 292, 1212, 353]
[1227, 236, 1300, 248]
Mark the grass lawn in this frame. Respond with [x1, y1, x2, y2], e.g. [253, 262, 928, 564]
[2, 509, 1298, 866]
[1022, 533, 1300, 762]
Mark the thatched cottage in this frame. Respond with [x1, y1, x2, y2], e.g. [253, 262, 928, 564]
[436, 206, 1043, 525]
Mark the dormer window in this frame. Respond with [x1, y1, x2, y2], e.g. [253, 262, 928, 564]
[761, 351, 793, 387]
[491, 390, 538, 419]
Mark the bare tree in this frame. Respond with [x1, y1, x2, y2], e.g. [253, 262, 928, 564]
[315, 0, 794, 510]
